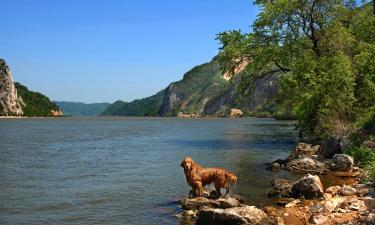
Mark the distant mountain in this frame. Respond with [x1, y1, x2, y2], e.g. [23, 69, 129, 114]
[55, 101, 110, 116]
[102, 57, 280, 117]
[0, 58, 61, 117]
[101, 90, 164, 116]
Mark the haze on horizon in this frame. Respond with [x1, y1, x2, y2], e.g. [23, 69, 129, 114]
[0, 0, 258, 104]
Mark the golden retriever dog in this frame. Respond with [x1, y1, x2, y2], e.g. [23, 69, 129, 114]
[180, 157, 237, 197]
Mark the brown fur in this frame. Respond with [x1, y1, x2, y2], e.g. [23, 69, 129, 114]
[180, 157, 238, 197]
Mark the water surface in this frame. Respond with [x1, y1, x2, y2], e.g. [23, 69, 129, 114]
[0, 117, 297, 225]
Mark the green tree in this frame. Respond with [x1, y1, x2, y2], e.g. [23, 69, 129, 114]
[217, 0, 375, 139]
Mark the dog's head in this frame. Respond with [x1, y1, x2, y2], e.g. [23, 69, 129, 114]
[180, 157, 194, 173]
[227, 172, 238, 185]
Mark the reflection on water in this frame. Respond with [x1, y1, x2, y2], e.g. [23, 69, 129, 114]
[0, 117, 297, 225]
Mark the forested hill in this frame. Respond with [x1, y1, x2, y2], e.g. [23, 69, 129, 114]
[55, 101, 110, 116]
[101, 57, 280, 117]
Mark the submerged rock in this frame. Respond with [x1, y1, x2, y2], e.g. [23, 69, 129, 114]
[268, 179, 292, 198]
[291, 174, 324, 199]
[196, 206, 271, 225]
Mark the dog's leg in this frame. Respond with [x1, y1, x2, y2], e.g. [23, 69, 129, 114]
[215, 184, 221, 198]
[194, 182, 203, 197]
[224, 187, 230, 197]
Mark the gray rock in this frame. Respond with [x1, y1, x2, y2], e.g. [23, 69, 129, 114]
[309, 213, 329, 224]
[340, 185, 357, 196]
[0, 59, 23, 116]
[325, 186, 341, 196]
[196, 206, 271, 225]
[267, 162, 281, 171]
[329, 154, 354, 172]
[180, 195, 241, 211]
[286, 157, 327, 171]
[319, 137, 343, 159]
[291, 174, 324, 199]
[288, 142, 320, 160]
[268, 179, 292, 198]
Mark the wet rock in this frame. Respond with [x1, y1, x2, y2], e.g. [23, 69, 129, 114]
[288, 142, 320, 160]
[341, 185, 357, 196]
[268, 179, 292, 198]
[325, 186, 341, 196]
[180, 197, 220, 211]
[218, 197, 241, 209]
[319, 137, 343, 159]
[291, 174, 324, 199]
[267, 162, 281, 171]
[329, 154, 354, 172]
[180, 195, 241, 211]
[196, 206, 270, 225]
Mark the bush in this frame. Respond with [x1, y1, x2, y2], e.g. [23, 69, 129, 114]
[345, 146, 375, 167]
[365, 161, 375, 183]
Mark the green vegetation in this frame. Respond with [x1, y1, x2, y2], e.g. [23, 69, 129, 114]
[15, 82, 60, 117]
[55, 101, 110, 116]
[217, 1, 375, 139]
[101, 90, 165, 116]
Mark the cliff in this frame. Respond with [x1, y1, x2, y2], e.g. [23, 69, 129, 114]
[0, 59, 23, 116]
[102, 57, 280, 117]
[0, 58, 62, 117]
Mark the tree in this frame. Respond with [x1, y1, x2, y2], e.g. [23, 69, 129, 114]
[217, 0, 375, 139]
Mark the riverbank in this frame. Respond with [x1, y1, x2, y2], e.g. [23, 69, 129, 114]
[177, 142, 375, 224]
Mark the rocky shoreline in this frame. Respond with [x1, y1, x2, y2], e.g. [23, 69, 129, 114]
[176, 141, 375, 224]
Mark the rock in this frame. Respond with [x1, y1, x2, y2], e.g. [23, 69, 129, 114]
[196, 206, 270, 225]
[288, 142, 320, 160]
[291, 174, 324, 199]
[267, 162, 281, 171]
[180, 195, 241, 211]
[286, 157, 327, 172]
[285, 199, 300, 208]
[309, 213, 329, 224]
[218, 197, 242, 209]
[325, 186, 341, 196]
[329, 154, 354, 172]
[364, 197, 375, 210]
[180, 197, 220, 211]
[0, 59, 23, 116]
[229, 108, 243, 117]
[340, 185, 357, 196]
[319, 137, 343, 159]
[268, 179, 292, 198]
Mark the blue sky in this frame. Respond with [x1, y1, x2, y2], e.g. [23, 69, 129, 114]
[0, 0, 258, 103]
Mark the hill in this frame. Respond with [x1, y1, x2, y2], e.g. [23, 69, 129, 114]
[55, 101, 110, 116]
[101, 57, 280, 117]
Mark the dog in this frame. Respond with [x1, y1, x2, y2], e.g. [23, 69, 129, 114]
[180, 157, 237, 197]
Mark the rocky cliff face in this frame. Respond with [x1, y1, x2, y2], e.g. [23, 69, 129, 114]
[0, 59, 23, 116]
[103, 57, 282, 117]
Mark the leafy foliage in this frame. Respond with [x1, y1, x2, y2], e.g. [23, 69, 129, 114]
[217, 1, 375, 139]
[15, 82, 60, 117]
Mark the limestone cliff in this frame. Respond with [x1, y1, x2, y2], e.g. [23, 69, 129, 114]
[103, 57, 282, 117]
[0, 59, 23, 116]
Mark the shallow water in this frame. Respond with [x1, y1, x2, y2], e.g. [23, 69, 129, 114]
[0, 117, 298, 225]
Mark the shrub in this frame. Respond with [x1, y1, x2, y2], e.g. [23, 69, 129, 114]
[345, 146, 375, 167]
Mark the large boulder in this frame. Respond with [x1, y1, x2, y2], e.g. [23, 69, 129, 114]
[291, 174, 324, 199]
[196, 206, 271, 225]
[319, 137, 343, 159]
[328, 154, 354, 172]
[180, 195, 241, 211]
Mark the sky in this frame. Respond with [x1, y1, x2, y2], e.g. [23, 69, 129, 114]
[0, 0, 259, 103]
